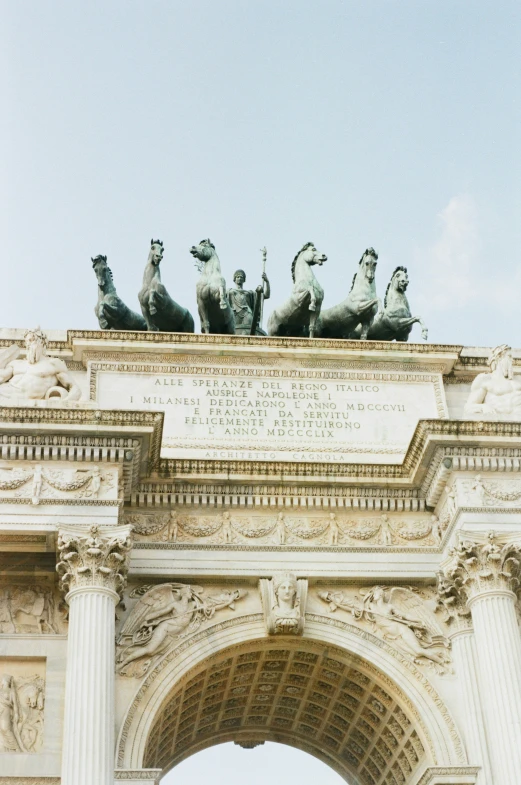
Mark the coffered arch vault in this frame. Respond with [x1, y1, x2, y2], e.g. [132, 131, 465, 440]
[117, 616, 466, 783]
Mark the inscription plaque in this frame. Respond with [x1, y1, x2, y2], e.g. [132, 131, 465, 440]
[96, 367, 445, 463]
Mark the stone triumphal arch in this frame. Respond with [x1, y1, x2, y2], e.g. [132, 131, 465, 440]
[1, 328, 520, 785]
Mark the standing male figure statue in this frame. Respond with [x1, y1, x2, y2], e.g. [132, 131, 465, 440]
[228, 268, 270, 335]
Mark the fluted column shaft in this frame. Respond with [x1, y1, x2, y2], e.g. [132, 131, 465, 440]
[57, 525, 132, 785]
[449, 629, 493, 785]
[61, 586, 118, 785]
[469, 589, 521, 785]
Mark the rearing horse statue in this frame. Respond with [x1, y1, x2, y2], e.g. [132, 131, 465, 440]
[138, 240, 195, 333]
[317, 248, 379, 339]
[92, 255, 147, 331]
[190, 239, 235, 334]
[362, 266, 428, 341]
[267, 242, 327, 338]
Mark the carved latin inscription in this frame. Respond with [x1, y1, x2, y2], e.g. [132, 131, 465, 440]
[97, 367, 443, 463]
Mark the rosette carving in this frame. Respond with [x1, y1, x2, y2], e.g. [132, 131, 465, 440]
[56, 525, 132, 598]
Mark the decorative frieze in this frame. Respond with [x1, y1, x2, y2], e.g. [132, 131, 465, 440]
[0, 584, 65, 634]
[0, 464, 116, 504]
[127, 511, 442, 548]
[56, 525, 132, 598]
[116, 583, 247, 677]
[317, 586, 451, 673]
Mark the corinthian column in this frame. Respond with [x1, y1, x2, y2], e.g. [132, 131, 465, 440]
[437, 570, 493, 784]
[441, 533, 521, 785]
[57, 525, 132, 785]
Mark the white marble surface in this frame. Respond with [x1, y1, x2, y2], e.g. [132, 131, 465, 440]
[97, 369, 442, 463]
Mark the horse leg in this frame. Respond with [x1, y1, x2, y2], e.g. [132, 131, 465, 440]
[309, 311, 317, 338]
[417, 317, 428, 340]
[198, 301, 210, 334]
[308, 287, 316, 312]
[218, 285, 227, 310]
[98, 305, 110, 330]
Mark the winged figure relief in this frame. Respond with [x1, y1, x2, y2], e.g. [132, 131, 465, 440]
[116, 583, 247, 676]
[318, 586, 451, 673]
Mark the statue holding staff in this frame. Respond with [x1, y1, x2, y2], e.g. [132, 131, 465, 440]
[227, 247, 270, 335]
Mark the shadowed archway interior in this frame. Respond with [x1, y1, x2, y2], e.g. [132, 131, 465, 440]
[143, 641, 429, 785]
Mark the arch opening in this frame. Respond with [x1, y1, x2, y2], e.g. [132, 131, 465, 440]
[143, 640, 430, 785]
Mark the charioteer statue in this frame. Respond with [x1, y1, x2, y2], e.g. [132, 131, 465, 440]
[228, 248, 270, 335]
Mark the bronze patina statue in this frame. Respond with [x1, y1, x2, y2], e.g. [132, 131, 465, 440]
[190, 239, 235, 335]
[358, 266, 428, 342]
[138, 240, 195, 333]
[228, 264, 270, 335]
[92, 255, 147, 331]
[317, 248, 379, 340]
[267, 242, 327, 338]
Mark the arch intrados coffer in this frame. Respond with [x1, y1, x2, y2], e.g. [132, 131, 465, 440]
[143, 640, 430, 785]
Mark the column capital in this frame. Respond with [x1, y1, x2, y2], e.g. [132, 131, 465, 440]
[436, 569, 473, 634]
[57, 524, 133, 600]
[439, 531, 521, 607]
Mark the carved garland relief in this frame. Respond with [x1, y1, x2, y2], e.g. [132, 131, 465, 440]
[126, 511, 443, 548]
[0, 464, 115, 504]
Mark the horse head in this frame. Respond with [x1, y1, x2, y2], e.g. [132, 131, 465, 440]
[148, 239, 164, 267]
[291, 242, 327, 282]
[385, 266, 409, 304]
[91, 255, 112, 289]
[358, 248, 378, 283]
[190, 239, 217, 274]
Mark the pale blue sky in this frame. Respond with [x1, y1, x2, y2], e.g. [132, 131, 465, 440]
[2, 2, 521, 781]
[164, 742, 344, 785]
[3, 1, 521, 347]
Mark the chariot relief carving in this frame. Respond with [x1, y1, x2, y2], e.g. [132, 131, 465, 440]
[0, 585, 65, 634]
[0, 464, 115, 504]
[127, 510, 443, 547]
[260, 573, 307, 635]
[0, 672, 45, 753]
[317, 586, 451, 673]
[116, 583, 247, 677]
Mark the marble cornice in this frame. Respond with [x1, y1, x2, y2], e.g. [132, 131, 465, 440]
[156, 419, 521, 485]
[0, 407, 163, 492]
[2, 412, 521, 499]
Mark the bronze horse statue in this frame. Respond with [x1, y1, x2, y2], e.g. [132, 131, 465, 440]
[138, 240, 194, 333]
[190, 239, 235, 334]
[92, 255, 146, 331]
[317, 248, 379, 339]
[267, 242, 327, 338]
[360, 266, 428, 341]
